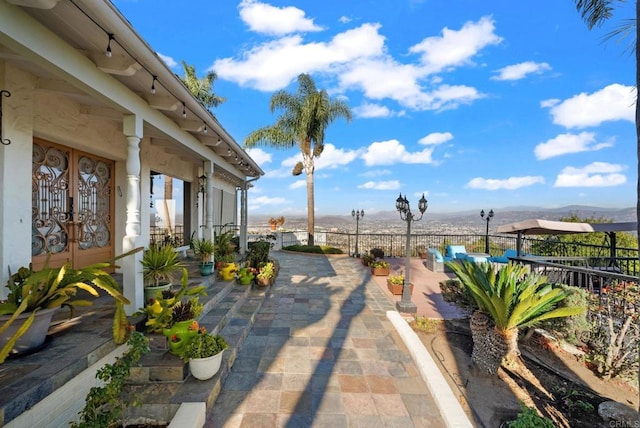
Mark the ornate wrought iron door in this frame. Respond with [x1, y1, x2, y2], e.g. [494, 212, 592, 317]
[32, 140, 114, 269]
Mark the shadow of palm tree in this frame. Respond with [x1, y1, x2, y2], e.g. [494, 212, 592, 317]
[209, 253, 378, 426]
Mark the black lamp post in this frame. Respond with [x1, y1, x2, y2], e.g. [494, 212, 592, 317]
[351, 209, 364, 257]
[395, 193, 428, 314]
[480, 209, 494, 254]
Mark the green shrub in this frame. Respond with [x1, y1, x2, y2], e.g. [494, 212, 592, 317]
[71, 332, 150, 428]
[283, 245, 343, 254]
[539, 284, 590, 345]
[370, 248, 384, 258]
[506, 403, 555, 428]
[439, 278, 477, 311]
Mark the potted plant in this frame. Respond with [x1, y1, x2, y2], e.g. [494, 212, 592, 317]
[137, 269, 206, 335]
[236, 266, 256, 285]
[191, 237, 215, 276]
[0, 248, 141, 363]
[141, 244, 184, 303]
[213, 229, 237, 271]
[255, 261, 275, 287]
[370, 260, 390, 276]
[387, 274, 413, 295]
[268, 216, 285, 231]
[360, 253, 374, 267]
[178, 328, 228, 380]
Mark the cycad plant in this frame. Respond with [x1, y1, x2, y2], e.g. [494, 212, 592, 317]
[446, 261, 584, 374]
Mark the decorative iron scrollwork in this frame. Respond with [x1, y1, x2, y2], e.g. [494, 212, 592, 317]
[0, 90, 10, 145]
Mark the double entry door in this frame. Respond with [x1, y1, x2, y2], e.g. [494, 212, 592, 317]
[32, 139, 114, 270]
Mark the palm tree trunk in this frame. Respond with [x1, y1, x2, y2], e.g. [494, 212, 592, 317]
[306, 169, 314, 246]
[635, 2, 640, 414]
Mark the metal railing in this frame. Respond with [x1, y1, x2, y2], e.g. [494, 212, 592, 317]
[277, 229, 638, 275]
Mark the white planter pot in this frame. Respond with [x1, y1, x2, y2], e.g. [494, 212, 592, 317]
[0, 307, 57, 356]
[189, 350, 223, 380]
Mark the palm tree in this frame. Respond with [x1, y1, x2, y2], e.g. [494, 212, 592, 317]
[244, 73, 352, 245]
[179, 61, 226, 109]
[447, 261, 584, 374]
[573, 2, 639, 258]
[572, 2, 640, 411]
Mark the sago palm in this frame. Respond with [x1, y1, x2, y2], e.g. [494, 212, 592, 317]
[244, 73, 352, 245]
[447, 260, 584, 374]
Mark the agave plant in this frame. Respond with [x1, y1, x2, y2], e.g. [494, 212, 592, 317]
[0, 248, 142, 363]
[446, 260, 584, 374]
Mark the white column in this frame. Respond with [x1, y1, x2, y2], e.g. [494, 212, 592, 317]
[122, 115, 144, 314]
[204, 161, 214, 242]
[0, 61, 34, 299]
[239, 185, 248, 255]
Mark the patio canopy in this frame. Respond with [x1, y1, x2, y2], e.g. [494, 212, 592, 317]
[496, 219, 637, 257]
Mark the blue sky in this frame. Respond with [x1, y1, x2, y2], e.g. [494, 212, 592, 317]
[113, 0, 636, 215]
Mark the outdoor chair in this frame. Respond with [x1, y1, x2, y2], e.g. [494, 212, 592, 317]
[425, 248, 445, 272]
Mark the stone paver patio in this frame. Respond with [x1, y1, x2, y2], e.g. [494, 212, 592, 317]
[208, 253, 447, 427]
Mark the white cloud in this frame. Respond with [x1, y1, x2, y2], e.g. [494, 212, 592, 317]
[157, 52, 177, 68]
[360, 169, 392, 177]
[280, 143, 360, 172]
[554, 162, 627, 187]
[357, 180, 401, 190]
[215, 17, 497, 111]
[534, 132, 613, 160]
[238, 0, 323, 36]
[289, 180, 306, 189]
[248, 195, 288, 210]
[409, 16, 503, 74]
[245, 148, 272, 166]
[419, 132, 453, 145]
[543, 83, 635, 128]
[361, 140, 436, 166]
[339, 16, 351, 24]
[466, 176, 545, 190]
[214, 24, 385, 91]
[492, 61, 551, 81]
[353, 102, 393, 118]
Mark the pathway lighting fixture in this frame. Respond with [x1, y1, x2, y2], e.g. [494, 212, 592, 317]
[480, 209, 494, 254]
[395, 193, 427, 314]
[352, 209, 364, 257]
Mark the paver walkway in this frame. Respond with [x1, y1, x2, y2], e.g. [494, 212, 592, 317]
[207, 253, 446, 427]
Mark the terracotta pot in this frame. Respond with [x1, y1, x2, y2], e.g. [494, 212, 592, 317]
[386, 280, 414, 295]
[255, 276, 271, 287]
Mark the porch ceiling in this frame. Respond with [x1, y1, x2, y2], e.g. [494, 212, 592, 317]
[2, 0, 264, 181]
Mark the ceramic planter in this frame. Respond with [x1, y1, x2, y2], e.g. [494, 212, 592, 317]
[0, 307, 57, 356]
[163, 319, 198, 355]
[218, 263, 237, 281]
[237, 276, 253, 285]
[386, 280, 414, 295]
[144, 282, 172, 304]
[189, 350, 224, 380]
[199, 262, 214, 276]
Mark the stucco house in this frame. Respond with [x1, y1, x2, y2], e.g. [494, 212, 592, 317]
[0, 0, 263, 313]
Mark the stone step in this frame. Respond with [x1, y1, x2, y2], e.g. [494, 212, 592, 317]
[131, 278, 251, 383]
[125, 284, 271, 422]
